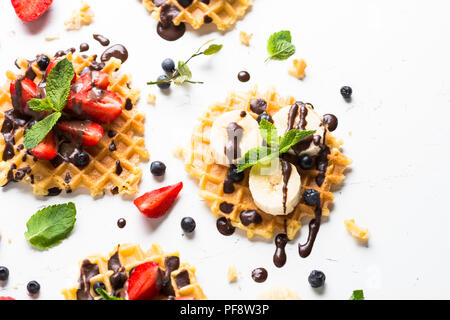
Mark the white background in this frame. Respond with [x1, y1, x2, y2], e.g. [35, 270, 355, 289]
[0, 0, 448, 300]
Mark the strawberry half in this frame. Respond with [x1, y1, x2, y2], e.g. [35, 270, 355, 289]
[58, 120, 104, 147]
[0, 296, 15, 300]
[10, 78, 38, 115]
[134, 182, 183, 218]
[11, 0, 53, 22]
[31, 131, 58, 160]
[127, 262, 162, 300]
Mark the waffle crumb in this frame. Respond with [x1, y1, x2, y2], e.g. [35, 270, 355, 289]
[288, 58, 307, 79]
[344, 219, 369, 242]
[45, 34, 59, 41]
[227, 265, 238, 283]
[258, 287, 301, 300]
[65, 1, 94, 31]
[147, 93, 156, 105]
[239, 31, 253, 46]
[8, 238, 12, 244]
[173, 145, 185, 159]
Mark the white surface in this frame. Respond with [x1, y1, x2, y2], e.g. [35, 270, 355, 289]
[0, 0, 448, 300]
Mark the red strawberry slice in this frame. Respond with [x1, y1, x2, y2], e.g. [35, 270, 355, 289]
[58, 120, 104, 147]
[74, 71, 110, 93]
[11, 0, 53, 22]
[0, 296, 15, 300]
[31, 131, 58, 160]
[127, 262, 162, 300]
[10, 78, 38, 115]
[66, 90, 123, 124]
[46, 57, 76, 83]
[134, 182, 183, 218]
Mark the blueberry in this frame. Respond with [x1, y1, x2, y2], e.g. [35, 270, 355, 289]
[340, 86, 352, 99]
[150, 161, 166, 176]
[161, 58, 175, 73]
[303, 189, 320, 206]
[156, 75, 171, 89]
[227, 165, 244, 183]
[0, 266, 9, 281]
[308, 270, 325, 288]
[74, 151, 90, 167]
[27, 280, 40, 294]
[298, 155, 314, 170]
[181, 217, 196, 233]
[36, 55, 50, 71]
[257, 113, 273, 124]
[177, 0, 193, 7]
[93, 281, 106, 293]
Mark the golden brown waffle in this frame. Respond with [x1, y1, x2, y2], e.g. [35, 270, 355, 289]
[62, 243, 207, 300]
[0, 54, 149, 197]
[142, 0, 252, 31]
[181, 86, 352, 240]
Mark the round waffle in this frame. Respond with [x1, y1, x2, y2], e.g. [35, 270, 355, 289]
[142, 0, 253, 31]
[180, 86, 352, 240]
[62, 243, 206, 300]
[0, 54, 149, 197]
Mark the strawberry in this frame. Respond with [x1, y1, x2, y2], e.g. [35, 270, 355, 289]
[66, 90, 123, 124]
[58, 120, 103, 147]
[134, 182, 183, 218]
[0, 296, 15, 300]
[10, 78, 38, 115]
[74, 71, 110, 93]
[46, 57, 76, 83]
[127, 262, 162, 300]
[31, 131, 58, 160]
[11, 0, 53, 22]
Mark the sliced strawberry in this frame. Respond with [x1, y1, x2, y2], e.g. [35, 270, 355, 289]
[58, 120, 103, 147]
[10, 78, 38, 115]
[31, 131, 58, 160]
[127, 262, 162, 300]
[46, 57, 76, 83]
[11, 0, 53, 22]
[75, 71, 110, 92]
[134, 182, 183, 218]
[0, 296, 15, 300]
[66, 90, 123, 124]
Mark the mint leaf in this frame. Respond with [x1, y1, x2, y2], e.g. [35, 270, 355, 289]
[279, 129, 316, 153]
[46, 58, 74, 111]
[203, 44, 222, 55]
[259, 119, 279, 147]
[24, 202, 76, 250]
[23, 112, 61, 150]
[96, 288, 124, 300]
[267, 30, 296, 61]
[174, 61, 192, 85]
[349, 290, 365, 300]
[28, 97, 55, 112]
[237, 146, 278, 173]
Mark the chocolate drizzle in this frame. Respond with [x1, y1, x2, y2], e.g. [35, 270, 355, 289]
[157, 4, 186, 41]
[108, 248, 128, 296]
[93, 34, 110, 46]
[224, 122, 243, 162]
[101, 44, 128, 64]
[239, 210, 262, 226]
[174, 270, 190, 289]
[251, 268, 268, 283]
[280, 160, 292, 214]
[298, 204, 323, 258]
[273, 234, 288, 268]
[161, 256, 179, 296]
[216, 217, 235, 236]
[76, 260, 100, 300]
[219, 202, 234, 214]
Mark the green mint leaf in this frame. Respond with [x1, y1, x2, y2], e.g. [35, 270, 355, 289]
[46, 58, 74, 111]
[279, 129, 316, 154]
[259, 119, 279, 147]
[177, 61, 192, 79]
[203, 44, 223, 55]
[96, 288, 124, 300]
[28, 97, 55, 112]
[24, 202, 76, 250]
[266, 30, 296, 61]
[23, 112, 61, 150]
[237, 146, 279, 173]
[349, 290, 365, 300]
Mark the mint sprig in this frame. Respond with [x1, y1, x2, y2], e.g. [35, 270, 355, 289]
[96, 288, 125, 300]
[266, 30, 296, 62]
[237, 119, 315, 173]
[24, 58, 74, 149]
[147, 40, 222, 86]
[349, 289, 365, 300]
[24, 202, 77, 250]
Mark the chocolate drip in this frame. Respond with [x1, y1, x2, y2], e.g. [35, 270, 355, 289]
[108, 248, 127, 296]
[273, 234, 288, 268]
[280, 160, 292, 214]
[251, 268, 268, 283]
[239, 210, 262, 226]
[174, 270, 190, 289]
[219, 202, 234, 214]
[80, 43, 89, 52]
[322, 114, 338, 132]
[250, 99, 267, 115]
[315, 130, 330, 187]
[216, 217, 235, 236]
[223, 165, 242, 194]
[93, 34, 110, 46]
[161, 256, 180, 296]
[224, 122, 243, 162]
[76, 260, 99, 300]
[109, 140, 117, 152]
[115, 160, 123, 175]
[108, 250, 121, 272]
[298, 205, 323, 258]
[117, 218, 126, 228]
[101, 44, 128, 64]
[64, 172, 72, 183]
[157, 4, 186, 41]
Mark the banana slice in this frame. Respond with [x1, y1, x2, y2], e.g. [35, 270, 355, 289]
[272, 103, 325, 157]
[249, 159, 301, 216]
[210, 110, 261, 166]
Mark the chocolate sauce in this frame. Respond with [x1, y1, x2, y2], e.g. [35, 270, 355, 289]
[101, 44, 128, 64]
[251, 268, 268, 283]
[223, 165, 241, 194]
[115, 160, 123, 175]
[152, 0, 168, 6]
[109, 140, 117, 152]
[157, 4, 186, 41]
[80, 43, 89, 52]
[250, 99, 267, 115]
[322, 114, 338, 132]
[240, 111, 247, 117]
[174, 270, 190, 289]
[280, 160, 292, 214]
[224, 122, 243, 162]
[238, 71, 250, 82]
[216, 217, 235, 236]
[161, 256, 180, 296]
[108, 250, 121, 272]
[204, 15, 213, 24]
[111, 186, 119, 195]
[273, 234, 288, 268]
[25, 62, 36, 81]
[315, 129, 330, 187]
[117, 218, 126, 228]
[298, 205, 322, 258]
[47, 187, 62, 196]
[219, 202, 234, 214]
[124, 98, 133, 110]
[108, 130, 117, 138]
[76, 260, 99, 300]
[93, 34, 110, 46]
[239, 210, 262, 226]
[65, 172, 72, 183]
[108, 248, 128, 295]
[223, 179, 235, 194]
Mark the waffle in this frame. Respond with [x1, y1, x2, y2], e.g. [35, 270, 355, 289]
[181, 86, 352, 240]
[142, 0, 252, 31]
[62, 243, 207, 300]
[0, 54, 149, 197]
